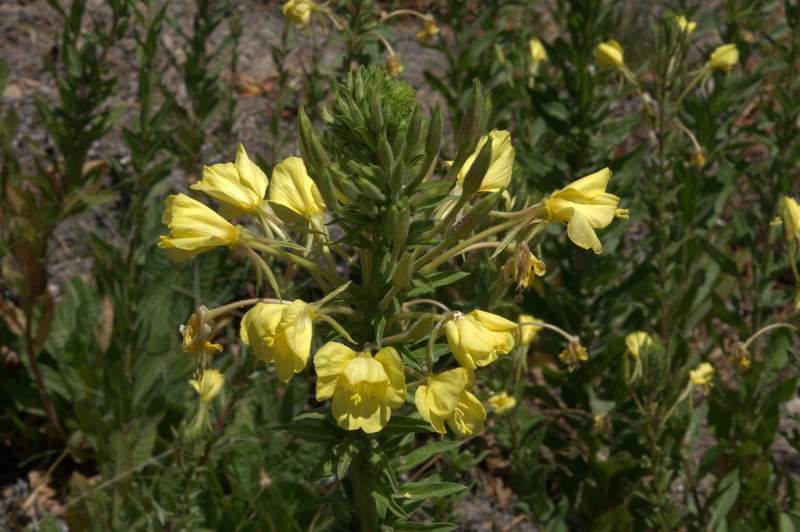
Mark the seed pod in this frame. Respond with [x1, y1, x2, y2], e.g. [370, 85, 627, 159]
[391, 251, 414, 291]
[446, 190, 502, 244]
[377, 133, 394, 175]
[368, 90, 384, 134]
[391, 200, 410, 259]
[460, 137, 493, 198]
[356, 177, 387, 202]
[405, 105, 423, 153]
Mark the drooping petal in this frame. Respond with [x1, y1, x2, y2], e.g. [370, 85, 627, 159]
[375, 347, 406, 408]
[269, 156, 326, 219]
[314, 342, 356, 400]
[447, 391, 486, 437]
[567, 210, 604, 254]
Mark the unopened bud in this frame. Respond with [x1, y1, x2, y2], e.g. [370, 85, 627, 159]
[405, 315, 434, 342]
[392, 252, 415, 291]
[461, 137, 493, 198]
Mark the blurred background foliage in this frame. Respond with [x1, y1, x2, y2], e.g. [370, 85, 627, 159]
[0, 0, 799, 530]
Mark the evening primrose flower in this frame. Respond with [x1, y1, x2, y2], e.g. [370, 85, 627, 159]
[708, 44, 739, 72]
[529, 38, 548, 63]
[457, 130, 515, 193]
[269, 156, 326, 222]
[181, 310, 222, 359]
[689, 362, 715, 395]
[518, 314, 542, 347]
[415, 367, 485, 437]
[158, 193, 241, 261]
[559, 340, 588, 372]
[190, 369, 225, 403]
[192, 144, 268, 216]
[595, 40, 625, 70]
[676, 16, 696, 35]
[625, 331, 653, 359]
[488, 391, 517, 414]
[445, 310, 517, 369]
[386, 54, 404, 76]
[314, 343, 405, 433]
[546, 167, 628, 254]
[417, 17, 439, 43]
[281, 0, 315, 28]
[240, 300, 315, 383]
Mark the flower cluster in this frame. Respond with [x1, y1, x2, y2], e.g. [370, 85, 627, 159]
[160, 68, 627, 439]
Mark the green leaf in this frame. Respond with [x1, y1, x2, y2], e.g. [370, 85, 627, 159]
[396, 481, 468, 502]
[391, 521, 457, 532]
[708, 469, 740, 531]
[395, 440, 462, 473]
[381, 416, 434, 437]
[272, 411, 341, 443]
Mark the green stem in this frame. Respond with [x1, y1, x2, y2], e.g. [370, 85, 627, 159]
[349, 453, 378, 532]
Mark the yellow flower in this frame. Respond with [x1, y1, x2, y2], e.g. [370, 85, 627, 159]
[546, 167, 628, 254]
[780, 196, 800, 246]
[191, 144, 268, 215]
[595, 40, 625, 70]
[521, 252, 546, 288]
[190, 369, 225, 403]
[314, 343, 405, 433]
[708, 44, 739, 72]
[240, 300, 315, 383]
[457, 130, 515, 193]
[487, 391, 517, 414]
[269, 156, 326, 221]
[676, 16, 696, 35]
[415, 367, 485, 437]
[558, 341, 588, 372]
[625, 331, 653, 359]
[181, 310, 222, 358]
[691, 148, 706, 168]
[529, 38, 548, 63]
[386, 54, 404, 76]
[281, 0, 315, 28]
[446, 310, 516, 370]
[518, 314, 542, 347]
[689, 362, 714, 394]
[417, 17, 439, 43]
[158, 193, 241, 261]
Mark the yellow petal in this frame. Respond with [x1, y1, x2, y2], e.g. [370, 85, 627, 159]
[457, 130, 515, 193]
[566, 210, 603, 254]
[158, 194, 240, 261]
[240, 303, 284, 362]
[269, 156, 325, 219]
[414, 385, 447, 434]
[375, 347, 406, 408]
[470, 309, 517, 332]
[332, 384, 391, 433]
[343, 355, 389, 385]
[235, 144, 268, 200]
[447, 390, 485, 437]
[425, 367, 469, 417]
[314, 342, 356, 400]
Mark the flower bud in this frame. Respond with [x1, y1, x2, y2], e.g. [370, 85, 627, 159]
[595, 40, 625, 70]
[391, 252, 415, 291]
[676, 16, 696, 35]
[529, 38, 548, 63]
[281, 0, 316, 28]
[445, 310, 517, 369]
[708, 43, 739, 72]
